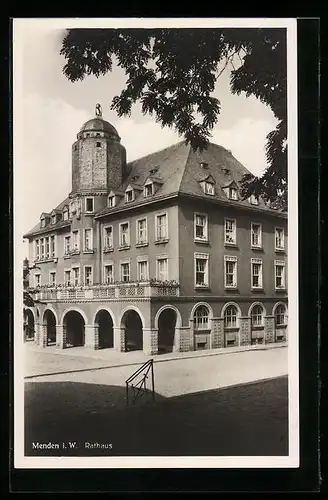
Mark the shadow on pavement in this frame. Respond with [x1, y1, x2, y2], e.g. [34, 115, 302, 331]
[24, 377, 288, 457]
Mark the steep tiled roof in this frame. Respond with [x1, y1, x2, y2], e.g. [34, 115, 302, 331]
[23, 197, 71, 238]
[97, 140, 284, 217]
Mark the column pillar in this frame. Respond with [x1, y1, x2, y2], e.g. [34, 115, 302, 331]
[211, 317, 225, 349]
[264, 315, 275, 344]
[40, 324, 48, 348]
[179, 324, 193, 352]
[84, 325, 97, 349]
[114, 327, 126, 352]
[34, 323, 41, 346]
[143, 328, 158, 356]
[55, 324, 66, 349]
[239, 317, 251, 346]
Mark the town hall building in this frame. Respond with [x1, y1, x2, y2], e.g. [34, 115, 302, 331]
[23, 105, 288, 356]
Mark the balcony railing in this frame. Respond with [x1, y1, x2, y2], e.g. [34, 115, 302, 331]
[32, 280, 180, 301]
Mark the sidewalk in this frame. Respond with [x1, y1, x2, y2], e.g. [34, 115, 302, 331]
[24, 340, 287, 379]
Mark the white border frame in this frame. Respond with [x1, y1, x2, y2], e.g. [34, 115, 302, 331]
[14, 17, 299, 470]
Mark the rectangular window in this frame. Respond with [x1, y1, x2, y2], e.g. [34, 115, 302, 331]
[251, 223, 262, 248]
[194, 253, 209, 287]
[224, 218, 236, 244]
[275, 260, 286, 289]
[49, 271, 56, 286]
[156, 257, 168, 281]
[72, 267, 80, 286]
[107, 196, 115, 208]
[194, 213, 208, 241]
[40, 218, 45, 228]
[84, 228, 93, 251]
[104, 226, 113, 249]
[50, 235, 55, 257]
[156, 213, 168, 241]
[34, 273, 41, 287]
[40, 238, 45, 259]
[125, 189, 134, 203]
[224, 256, 237, 288]
[229, 187, 238, 200]
[144, 183, 153, 197]
[137, 218, 148, 245]
[85, 197, 94, 213]
[275, 227, 285, 250]
[72, 230, 80, 251]
[63, 210, 69, 221]
[249, 194, 259, 205]
[52, 214, 56, 224]
[119, 222, 130, 247]
[224, 308, 237, 328]
[35, 239, 40, 260]
[251, 258, 263, 289]
[137, 259, 149, 282]
[64, 235, 71, 255]
[104, 264, 114, 284]
[45, 237, 50, 258]
[120, 262, 130, 282]
[64, 270, 71, 286]
[205, 182, 214, 195]
[84, 266, 93, 286]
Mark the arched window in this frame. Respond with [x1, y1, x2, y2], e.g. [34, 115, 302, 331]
[275, 304, 286, 326]
[194, 305, 209, 330]
[251, 304, 264, 327]
[224, 305, 238, 328]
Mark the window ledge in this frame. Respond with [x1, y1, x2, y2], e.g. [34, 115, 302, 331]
[154, 239, 169, 245]
[194, 239, 209, 245]
[251, 325, 265, 330]
[251, 287, 264, 292]
[84, 212, 95, 216]
[63, 254, 71, 260]
[118, 245, 131, 251]
[195, 285, 211, 290]
[194, 329, 211, 334]
[35, 258, 54, 264]
[251, 246, 263, 251]
[275, 248, 286, 253]
[103, 247, 114, 253]
[275, 288, 287, 292]
[224, 242, 238, 248]
[82, 250, 94, 254]
[136, 242, 149, 248]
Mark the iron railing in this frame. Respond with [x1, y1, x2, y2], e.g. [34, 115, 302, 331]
[125, 359, 155, 406]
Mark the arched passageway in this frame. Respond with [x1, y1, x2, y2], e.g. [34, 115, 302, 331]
[158, 308, 177, 354]
[44, 310, 57, 346]
[24, 309, 35, 341]
[63, 311, 85, 347]
[121, 310, 143, 352]
[95, 310, 114, 349]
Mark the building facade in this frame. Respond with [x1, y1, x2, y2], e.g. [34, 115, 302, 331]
[23, 107, 288, 355]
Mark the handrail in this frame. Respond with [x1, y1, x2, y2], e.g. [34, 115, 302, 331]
[125, 359, 155, 406]
[125, 359, 153, 384]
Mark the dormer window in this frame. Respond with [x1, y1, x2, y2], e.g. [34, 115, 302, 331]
[249, 194, 259, 205]
[51, 214, 56, 225]
[108, 196, 115, 208]
[40, 217, 45, 228]
[125, 189, 134, 203]
[205, 182, 215, 195]
[63, 209, 69, 221]
[144, 183, 153, 198]
[229, 187, 238, 200]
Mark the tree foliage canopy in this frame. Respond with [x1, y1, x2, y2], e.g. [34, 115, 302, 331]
[60, 28, 287, 209]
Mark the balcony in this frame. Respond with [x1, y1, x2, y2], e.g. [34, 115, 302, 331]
[33, 280, 180, 302]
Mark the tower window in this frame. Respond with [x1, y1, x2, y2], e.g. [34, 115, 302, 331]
[96, 142, 101, 147]
[85, 197, 94, 213]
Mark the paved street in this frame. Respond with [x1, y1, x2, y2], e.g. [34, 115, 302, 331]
[25, 376, 288, 456]
[23, 345, 288, 457]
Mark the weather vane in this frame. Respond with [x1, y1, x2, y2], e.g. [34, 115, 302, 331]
[95, 103, 102, 118]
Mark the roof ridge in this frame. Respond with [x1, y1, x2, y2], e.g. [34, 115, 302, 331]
[127, 140, 186, 166]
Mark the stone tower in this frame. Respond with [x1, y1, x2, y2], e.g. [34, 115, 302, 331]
[71, 104, 127, 194]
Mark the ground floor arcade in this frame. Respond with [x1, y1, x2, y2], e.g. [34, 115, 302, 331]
[24, 298, 288, 356]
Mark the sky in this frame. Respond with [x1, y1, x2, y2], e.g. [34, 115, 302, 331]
[15, 21, 279, 245]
